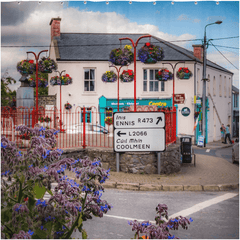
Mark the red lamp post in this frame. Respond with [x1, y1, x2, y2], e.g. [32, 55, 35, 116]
[55, 70, 66, 132]
[110, 65, 123, 111]
[119, 35, 151, 112]
[27, 50, 48, 118]
[162, 61, 185, 109]
[162, 61, 185, 143]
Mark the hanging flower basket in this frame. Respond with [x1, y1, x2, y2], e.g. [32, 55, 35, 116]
[17, 60, 36, 75]
[38, 57, 58, 73]
[155, 68, 173, 81]
[138, 42, 164, 64]
[177, 67, 192, 79]
[65, 103, 72, 110]
[120, 69, 134, 82]
[50, 74, 73, 86]
[28, 76, 48, 87]
[105, 117, 113, 125]
[109, 45, 134, 66]
[102, 71, 117, 83]
[38, 116, 52, 123]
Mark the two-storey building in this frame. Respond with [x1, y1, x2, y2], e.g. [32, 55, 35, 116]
[48, 17, 233, 144]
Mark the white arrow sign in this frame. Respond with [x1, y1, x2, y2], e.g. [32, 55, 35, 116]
[114, 128, 165, 152]
[114, 112, 165, 129]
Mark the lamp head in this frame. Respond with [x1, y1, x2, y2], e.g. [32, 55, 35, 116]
[215, 20, 222, 24]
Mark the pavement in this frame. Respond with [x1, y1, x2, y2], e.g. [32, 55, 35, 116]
[98, 140, 239, 192]
[63, 140, 239, 192]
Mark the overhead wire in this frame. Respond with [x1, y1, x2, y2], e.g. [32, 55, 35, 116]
[209, 40, 239, 70]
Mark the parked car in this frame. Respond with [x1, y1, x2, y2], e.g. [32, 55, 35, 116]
[66, 124, 109, 134]
[232, 142, 239, 163]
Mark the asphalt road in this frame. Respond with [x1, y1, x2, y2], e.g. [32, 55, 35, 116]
[193, 146, 238, 164]
[71, 189, 239, 239]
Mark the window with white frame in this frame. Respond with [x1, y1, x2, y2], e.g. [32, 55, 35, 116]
[213, 76, 216, 96]
[219, 75, 222, 97]
[207, 74, 210, 96]
[224, 76, 227, 97]
[143, 69, 165, 92]
[84, 69, 95, 92]
[197, 69, 200, 95]
[234, 94, 239, 108]
[229, 77, 231, 97]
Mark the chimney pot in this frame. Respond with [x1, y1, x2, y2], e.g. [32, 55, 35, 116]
[50, 17, 61, 39]
[192, 44, 203, 60]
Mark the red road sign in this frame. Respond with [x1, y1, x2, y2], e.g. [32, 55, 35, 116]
[174, 94, 185, 104]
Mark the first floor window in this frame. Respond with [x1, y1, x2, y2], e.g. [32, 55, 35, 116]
[84, 69, 95, 91]
[143, 69, 165, 92]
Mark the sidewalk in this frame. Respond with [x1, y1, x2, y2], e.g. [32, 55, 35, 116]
[100, 141, 239, 191]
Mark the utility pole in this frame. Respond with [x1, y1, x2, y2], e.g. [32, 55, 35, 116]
[202, 21, 222, 146]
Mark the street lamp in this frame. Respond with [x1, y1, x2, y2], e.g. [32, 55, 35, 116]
[55, 70, 66, 132]
[162, 61, 185, 109]
[119, 35, 151, 112]
[110, 65, 124, 112]
[162, 61, 185, 144]
[27, 50, 48, 121]
[202, 20, 222, 146]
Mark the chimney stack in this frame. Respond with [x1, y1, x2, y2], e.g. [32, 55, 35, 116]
[192, 44, 203, 60]
[50, 17, 61, 39]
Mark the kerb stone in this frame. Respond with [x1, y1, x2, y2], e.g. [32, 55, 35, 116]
[116, 182, 139, 191]
[162, 185, 183, 191]
[184, 185, 203, 191]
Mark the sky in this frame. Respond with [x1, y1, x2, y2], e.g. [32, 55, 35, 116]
[1, 0, 239, 91]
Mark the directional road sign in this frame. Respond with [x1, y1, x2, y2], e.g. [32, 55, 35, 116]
[114, 112, 165, 129]
[113, 112, 165, 152]
[114, 128, 165, 152]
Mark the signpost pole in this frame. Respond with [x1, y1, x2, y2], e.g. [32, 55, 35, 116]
[157, 152, 161, 175]
[116, 153, 120, 172]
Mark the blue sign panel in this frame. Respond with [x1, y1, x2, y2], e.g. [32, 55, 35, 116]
[197, 135, 204, 147]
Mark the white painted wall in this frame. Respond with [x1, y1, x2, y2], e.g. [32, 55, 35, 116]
[49, 42, 233, 142]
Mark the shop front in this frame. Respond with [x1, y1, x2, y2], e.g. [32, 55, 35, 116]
[99, 95, 175, 127]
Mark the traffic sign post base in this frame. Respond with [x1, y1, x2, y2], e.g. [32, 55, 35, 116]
[116, 152, 120, 172]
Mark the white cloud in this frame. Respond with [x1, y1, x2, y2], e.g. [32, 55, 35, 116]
[8, 6, 240, 92]
[177, 14, 201, 24]
[2, 6, 197, 88]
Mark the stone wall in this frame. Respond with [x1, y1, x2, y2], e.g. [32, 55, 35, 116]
[61, 144, 181, 175]
[34, 95, 56, 108]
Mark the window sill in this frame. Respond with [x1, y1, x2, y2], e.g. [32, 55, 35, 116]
[141, 92, 168, 96]
[82, 92, 98, 96]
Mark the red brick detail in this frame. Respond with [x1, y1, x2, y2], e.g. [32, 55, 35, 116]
[192, 45, 203, 60]
[50, 18, 61, 39]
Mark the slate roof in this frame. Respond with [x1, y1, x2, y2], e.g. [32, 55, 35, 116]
[232, 85, 239, 93]
[53, 33, 232, 74]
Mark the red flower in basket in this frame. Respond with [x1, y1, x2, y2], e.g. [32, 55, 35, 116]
[128, 69, 133, 76]
[177, 67, 192, 79]
[20, 132, 31, 140]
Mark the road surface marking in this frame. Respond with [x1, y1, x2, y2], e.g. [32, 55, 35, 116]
[169, 193, 238, 219]
[105, 193, 238, 223]
[206, 149, 210, 152]
[104, 214, 155, 224]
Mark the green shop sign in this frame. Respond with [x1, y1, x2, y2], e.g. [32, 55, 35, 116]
[181, 107, 191, 117]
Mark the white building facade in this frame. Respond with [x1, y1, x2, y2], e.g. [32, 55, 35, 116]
[48, 18, 233, 144]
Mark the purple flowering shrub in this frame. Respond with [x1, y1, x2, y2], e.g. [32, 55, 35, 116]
[1, 126, 112, 239]
[128, 203, 193, 239]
